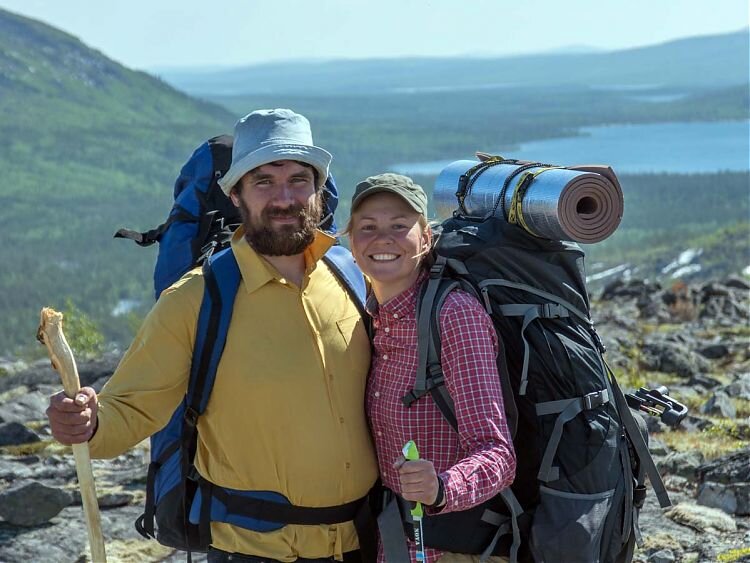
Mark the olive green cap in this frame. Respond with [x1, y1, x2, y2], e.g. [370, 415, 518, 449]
[350, 173, 428, 216]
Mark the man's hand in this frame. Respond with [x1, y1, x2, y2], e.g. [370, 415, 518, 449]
[46, 387, 98, 445]
[394, 456, 441, 506]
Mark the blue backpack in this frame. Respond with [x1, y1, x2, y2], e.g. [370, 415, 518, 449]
[115, 135, 341, 299]
[117, 137, 374, 556]
[134, 246, 371, 556]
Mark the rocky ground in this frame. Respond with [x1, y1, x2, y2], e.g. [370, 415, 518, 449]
[0, 276, 748, 563]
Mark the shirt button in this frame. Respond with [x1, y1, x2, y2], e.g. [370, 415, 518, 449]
[328, 373, 334, 380]
[374, 391, 380, 398]
[346, 462, 351, 469]
[384, 327, 390, 333]
[393, 313, 399, 319]
[382, 354, 388, 360]
[377, 431, 382, 437]
[339, 417, 345, 423]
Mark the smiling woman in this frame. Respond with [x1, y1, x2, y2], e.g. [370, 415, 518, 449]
[346, 172, 516, 563]
[349, 195, 429, 303]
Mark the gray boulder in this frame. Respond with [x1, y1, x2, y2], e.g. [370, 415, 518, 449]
[660, 450, 705, 479]
[0, 391, 49, 425]
[0, 481, 72, 526]
[647, 549, 676, 563]
[696, 448, 750, 484]
[640, 339, 710, 379]
[724, 373, 750, 400]
[0, 421, 41, 447]
[700, 391, 737, 418]
[697, 343, 730, 359]
[697, 481, 750, 516]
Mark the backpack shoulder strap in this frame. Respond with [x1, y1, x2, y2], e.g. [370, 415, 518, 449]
[402, 257, 460, 428]
[321, 244, 367, 318]
[185, 247, 242, 426]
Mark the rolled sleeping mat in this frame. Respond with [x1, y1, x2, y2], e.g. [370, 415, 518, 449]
[433, 159, 624, 243]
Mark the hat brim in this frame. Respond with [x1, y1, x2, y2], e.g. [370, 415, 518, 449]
[218, 143, 332, 194]
[351, 186, 426, 215]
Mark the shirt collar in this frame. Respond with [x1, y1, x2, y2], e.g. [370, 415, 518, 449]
[368, 270, 428, 319]
[230, 226, 336, 294]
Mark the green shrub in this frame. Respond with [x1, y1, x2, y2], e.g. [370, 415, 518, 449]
[61, 298, 105, 359]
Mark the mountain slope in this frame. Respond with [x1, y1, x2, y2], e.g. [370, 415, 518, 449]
[0, 8, 234, 352]
[157, 29, 749, 96]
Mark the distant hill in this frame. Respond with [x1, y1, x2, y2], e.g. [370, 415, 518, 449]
[156, 29, 749, 96]
[0, 7, 747, 357]
[0, 8, 233, 352]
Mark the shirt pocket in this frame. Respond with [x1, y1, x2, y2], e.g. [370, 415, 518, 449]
[336, 313, 364, 346]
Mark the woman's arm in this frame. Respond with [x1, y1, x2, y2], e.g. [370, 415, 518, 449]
[434, 290, 516, 513]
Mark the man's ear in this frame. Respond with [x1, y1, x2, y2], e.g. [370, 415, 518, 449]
[229, 185, 241, 207]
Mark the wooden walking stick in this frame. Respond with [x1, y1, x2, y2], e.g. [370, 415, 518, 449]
[38, 307, 107, 563]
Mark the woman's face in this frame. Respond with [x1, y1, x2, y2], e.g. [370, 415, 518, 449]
[349, 192, 430, 302]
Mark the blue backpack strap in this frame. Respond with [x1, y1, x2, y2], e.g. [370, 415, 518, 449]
[319, 175, 339, 234]
[321, 244, 367, 317]
[180, 247, 241, 546]
[186, 247, 241, 416]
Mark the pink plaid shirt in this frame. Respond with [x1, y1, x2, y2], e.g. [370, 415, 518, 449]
[366, 273, 516, 562]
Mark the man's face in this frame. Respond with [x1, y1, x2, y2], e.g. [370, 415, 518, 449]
[230, 160, 322, 256]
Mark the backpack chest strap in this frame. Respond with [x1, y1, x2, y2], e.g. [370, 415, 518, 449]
[534, 389, 611, 483]
[498, 303, 570, 396]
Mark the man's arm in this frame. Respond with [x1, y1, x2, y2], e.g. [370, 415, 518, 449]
[46, 272, 202, 457]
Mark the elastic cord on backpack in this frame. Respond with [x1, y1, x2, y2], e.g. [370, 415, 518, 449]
[507, 167, 563, 238]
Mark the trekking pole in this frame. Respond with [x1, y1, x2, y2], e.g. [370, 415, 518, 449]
[402, 440, 427, 562]
[38, 307, 107, 563]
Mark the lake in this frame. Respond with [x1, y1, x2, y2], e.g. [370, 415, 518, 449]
[391, 120, 750, 176]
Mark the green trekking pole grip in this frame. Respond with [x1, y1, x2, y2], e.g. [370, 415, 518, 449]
[402, 440, 426, 562]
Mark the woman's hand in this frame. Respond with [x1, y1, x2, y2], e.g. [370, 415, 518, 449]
[394, 455, 441, 506]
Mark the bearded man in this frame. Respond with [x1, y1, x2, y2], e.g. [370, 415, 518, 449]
[46, 109, 378, 563]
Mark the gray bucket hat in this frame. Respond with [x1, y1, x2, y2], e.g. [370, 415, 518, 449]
[218, 108, 332, 194]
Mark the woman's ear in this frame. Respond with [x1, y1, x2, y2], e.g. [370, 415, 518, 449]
[420, 224, 433, 255]
[424, 224, 433, 246]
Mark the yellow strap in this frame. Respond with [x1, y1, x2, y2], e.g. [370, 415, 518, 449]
[508, 167, 562, 237]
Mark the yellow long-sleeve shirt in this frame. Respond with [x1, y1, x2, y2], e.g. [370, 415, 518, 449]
[89, 228, 378, 561]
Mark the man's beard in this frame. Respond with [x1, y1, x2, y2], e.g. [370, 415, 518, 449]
[238, 194, 322, 256]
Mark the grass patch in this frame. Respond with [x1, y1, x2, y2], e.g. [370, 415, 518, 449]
[0, 385, 29, 403]
[732, 398, 750, 418]
[718, 546, 750, 563]
[0, 439, 57, 457]
[609, 364, 648, 391]
[659, 424, 749, 460]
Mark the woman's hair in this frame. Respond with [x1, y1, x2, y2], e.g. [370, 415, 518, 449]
[418, 217, 440, 271]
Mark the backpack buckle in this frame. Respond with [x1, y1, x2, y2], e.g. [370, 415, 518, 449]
[583, 389, 609, 410]
[633, 485, 648, 509]
[429, 262, 445, 279]
[184, 406, 200, 428]
[541, 303, 569, 319]
[590, 325, 607, 354]
[402, 389, 423, 407]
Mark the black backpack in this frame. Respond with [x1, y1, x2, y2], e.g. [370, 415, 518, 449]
[397, 216, 672, 563]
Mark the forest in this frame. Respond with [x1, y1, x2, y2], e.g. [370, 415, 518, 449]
[0, 8, 747, 354]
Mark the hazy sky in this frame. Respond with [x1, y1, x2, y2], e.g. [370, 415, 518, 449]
[1, 0, 747, 70]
